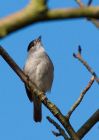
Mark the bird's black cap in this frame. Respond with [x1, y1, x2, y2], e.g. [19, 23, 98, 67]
[27, 36, 42, 52]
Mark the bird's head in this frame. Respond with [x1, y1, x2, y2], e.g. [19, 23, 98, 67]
[27, 36, 42, 52]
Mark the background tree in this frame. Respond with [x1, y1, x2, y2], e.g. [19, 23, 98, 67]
[0, 0, 99, 140]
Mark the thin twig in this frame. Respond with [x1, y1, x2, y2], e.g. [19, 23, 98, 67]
[52, 131, 61, 137]
[0, 46, 80, 140]
[75, 0, 93, 7]
[75, 0, 99, 28]
[73, 46, 99, 84]
[75, 0, 84, 7]
[47, 116, 69, 140]
[66, 76, 95, 119]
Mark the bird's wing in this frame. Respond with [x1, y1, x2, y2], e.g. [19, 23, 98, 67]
[24, 59, 40, 101]
[25, 85, 33, 102]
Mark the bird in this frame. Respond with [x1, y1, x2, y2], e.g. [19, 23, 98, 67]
[23, 36, 54, 122]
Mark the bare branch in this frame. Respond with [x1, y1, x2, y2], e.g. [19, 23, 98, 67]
[52, 131, 61, 137]
[66, 76, 95, 119]
[75, 0, 84, 7]
[77, 109, 99, 139]
[47, 116, 69, 140]
[0, 46, 80, 140]
[75, 0, 99, 28]
[0, 46, 27, 83]
[73, 46, 99, 84]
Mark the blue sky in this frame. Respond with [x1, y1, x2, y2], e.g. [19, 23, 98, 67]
[0, 0, 99, 140]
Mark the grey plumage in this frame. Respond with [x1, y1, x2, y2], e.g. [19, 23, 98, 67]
[23, 36, 54, 122]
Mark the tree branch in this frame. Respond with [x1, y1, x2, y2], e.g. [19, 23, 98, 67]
[75, 0, 99, 28]
[47, 116, 69, 140]
[73, 46, 99, 84]
[0, 0, 47, 38]
[77, 109, 99, 139]
[0, 46, 98, 139]
[66, 76, 95, 119]
[75, 0, 93, 7]
[0, 46, 80, 140]
[0, 4, 99, 38]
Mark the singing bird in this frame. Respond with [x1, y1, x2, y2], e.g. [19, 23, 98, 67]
[23, 36, 54, 122]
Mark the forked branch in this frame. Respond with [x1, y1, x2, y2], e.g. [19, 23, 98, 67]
[47, 116, 69, 140]
[75, 0, 99, 28]
[73, 46, 99, 84]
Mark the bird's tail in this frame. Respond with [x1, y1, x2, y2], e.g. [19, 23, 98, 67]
[33, 95, 42, 122]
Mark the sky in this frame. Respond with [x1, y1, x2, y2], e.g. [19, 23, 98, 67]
[0, 0, 99, 140]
